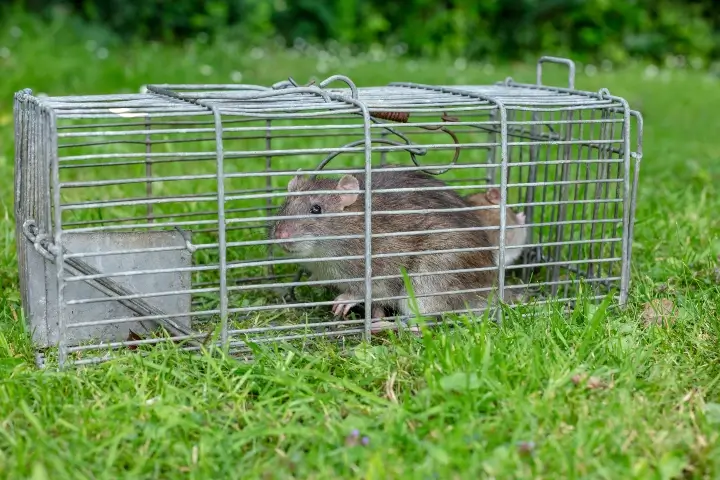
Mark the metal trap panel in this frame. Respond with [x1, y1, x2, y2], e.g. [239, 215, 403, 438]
[41, 230, 192, 348]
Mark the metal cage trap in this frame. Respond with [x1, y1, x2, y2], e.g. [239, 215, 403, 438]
[13, 56, 643, 368]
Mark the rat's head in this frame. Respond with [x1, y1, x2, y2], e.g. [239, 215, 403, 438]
[270, 173, 360, 256]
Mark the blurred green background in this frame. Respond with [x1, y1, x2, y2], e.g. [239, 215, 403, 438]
[5, 0, 720, 65]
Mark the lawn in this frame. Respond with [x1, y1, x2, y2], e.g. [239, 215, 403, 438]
[1, 12, 720, 479]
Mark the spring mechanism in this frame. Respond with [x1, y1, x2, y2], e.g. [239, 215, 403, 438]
[371, 111, 410, 123]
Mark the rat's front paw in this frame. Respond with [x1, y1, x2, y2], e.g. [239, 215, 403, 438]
[331, 293, 359, 317]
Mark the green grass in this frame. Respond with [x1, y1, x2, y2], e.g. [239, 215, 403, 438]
[2, 11, 720, 479]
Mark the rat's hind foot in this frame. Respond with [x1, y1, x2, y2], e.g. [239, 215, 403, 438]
[370, 319, 422, 336]
[368, 305, 390, 334]
[370, 320, 394, 334]
[331, 293, 359, 317]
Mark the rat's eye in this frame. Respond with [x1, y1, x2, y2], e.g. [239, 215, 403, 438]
[310, 204, 322, 214]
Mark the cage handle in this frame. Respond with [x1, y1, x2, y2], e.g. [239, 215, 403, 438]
[537, 56, 576, 89]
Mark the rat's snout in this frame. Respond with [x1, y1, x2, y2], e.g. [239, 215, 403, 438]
[273, 222, 297, 252]
[273, 223, 292, 239]
[275, 222, 299, 253]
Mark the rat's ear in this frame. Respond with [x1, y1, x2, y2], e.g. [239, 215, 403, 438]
[288, 168, 306, 192]
[288, 175, 305, 192]
[336, 175, 359, 208]
[485, 188, 501, 205]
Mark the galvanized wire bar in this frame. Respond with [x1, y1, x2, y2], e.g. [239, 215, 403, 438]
[625, 110, 644, 290]
[537, 56, 576, 89]
[49, 101, 68, 368]
[12, 56, 644, 368]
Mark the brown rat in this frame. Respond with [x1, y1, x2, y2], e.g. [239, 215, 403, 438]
[270, 166, 497, 325]
[465, 187, 528, 267]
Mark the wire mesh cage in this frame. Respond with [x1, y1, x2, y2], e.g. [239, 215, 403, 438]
[13, 56, 643, 368]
